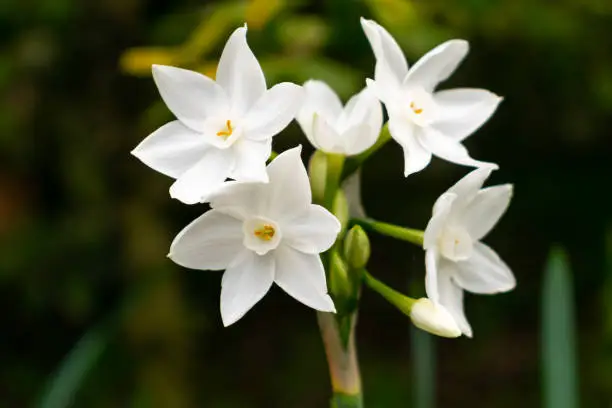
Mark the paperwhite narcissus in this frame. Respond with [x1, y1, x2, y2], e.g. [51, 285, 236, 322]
[410, 298, 461, 338]
[168, 146, 340, 326]
[360, 18, 500, 177]
[297, 80, 383, 156]
[131, 26, 304, 204]
[423, 167, 515, 337]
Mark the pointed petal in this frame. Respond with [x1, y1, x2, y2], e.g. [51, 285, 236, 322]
[312, 113, 342, 153]
[216, 26, 266, 115]
[152, 65, 228, 132]
[298, 80, 343, 126]
[282, 205, 341, 254]
[220, 250, 275, 326]
[274, 246, 336, 312]
[244, 82, 304, 141]
[403, 40, 469, 92]
[341, 124, 380, 156]
[229, 138, 271, 183]
[462, 184, 513, 241]
[423, 193, 456, 250]
[388, 117, 432, 177]
[417, 127, 497, 169]
[360, 18, 408, 89]
[209, 181, 267, 219]
[169, 210, 243, 270]
[337, 88, 383, 155]
[265, 146, 312, 219]
[169, 148, 234, 204]
[444, 166, 494, 218]
[433, 88, 503, 141]
[454, 242, 515, 294]
[131, 120, 210, 178]
[425, 249, 440, 303]
[437, 268, 473, 337]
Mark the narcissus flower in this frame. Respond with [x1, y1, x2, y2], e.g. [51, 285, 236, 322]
[360, 18, 500, 176]
[423, 167, 515, 337]
[169, 147, 339, 326]
[410, 298, 461, 338]
[132, 26, 303, 204]
[297, 80, 382, 156]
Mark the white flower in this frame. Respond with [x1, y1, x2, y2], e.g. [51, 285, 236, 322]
[360, 18, 501, 176]
[168, 146, 340, 326]
[131, 25, 304, 204]
[423, 167, 515, 337]
[296, 80, 382, 156]
[410, 298, 461, 338]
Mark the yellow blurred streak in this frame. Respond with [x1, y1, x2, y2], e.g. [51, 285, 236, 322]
[193, 62, 219, 79]
[365, 0, 418, 26]
[246, 0, 285, 29]
[120, 47, 178, 76]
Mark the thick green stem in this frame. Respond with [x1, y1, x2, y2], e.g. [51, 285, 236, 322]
[363, 271, 416, 316]
[352, 218, 424, 246]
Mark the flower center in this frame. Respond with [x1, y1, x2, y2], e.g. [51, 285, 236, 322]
[242, 216, 282, 255]
[253, 224, 275, 241]
[405, 87, 438, 127]
[410, 101, 423, 115]
[216, 120, 233, 139]
[439, 226, 473, 262]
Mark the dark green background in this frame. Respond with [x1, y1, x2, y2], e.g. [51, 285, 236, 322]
[1, 0, 611, 406]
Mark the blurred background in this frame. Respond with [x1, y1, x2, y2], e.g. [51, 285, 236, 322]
[1, 0, 612, 406]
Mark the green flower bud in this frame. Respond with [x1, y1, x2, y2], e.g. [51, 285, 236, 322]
[332, 190, 349, 236]
[343, 225, 371, 270]
[329, 250, 352, 301]
[308, 149, 327, 204]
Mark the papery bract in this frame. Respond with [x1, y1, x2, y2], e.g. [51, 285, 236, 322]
[361, 18, 501, 176]
[131, 25, 304, 204]
[423, 167, 515, 337]
[168, 146, 340, 326]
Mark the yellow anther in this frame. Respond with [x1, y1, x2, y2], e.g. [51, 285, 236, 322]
[410, 102, 423, 115]
[216, 120, 233, 138]
[254, 225, 275, 241]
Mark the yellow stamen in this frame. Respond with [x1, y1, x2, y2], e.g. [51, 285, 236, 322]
[216, 120, 233, 138]
[410, 102, 423, 114]
[254, 225, 275, 241]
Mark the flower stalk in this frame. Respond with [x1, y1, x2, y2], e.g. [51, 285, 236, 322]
[352, 218, 424, 246]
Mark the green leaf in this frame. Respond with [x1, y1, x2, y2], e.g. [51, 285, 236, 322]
[411, 327, 435, 408]
[542, 247, 578, 408]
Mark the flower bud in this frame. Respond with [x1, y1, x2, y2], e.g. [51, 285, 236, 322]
[410, 298, 461, 338]
[329, 250, 352, 301]
[343, 225, 371, 270]
[332, 190, 349, 236]
[308, 149, 327, 203]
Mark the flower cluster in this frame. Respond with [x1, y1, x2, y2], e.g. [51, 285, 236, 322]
[132, 19, 515, 337]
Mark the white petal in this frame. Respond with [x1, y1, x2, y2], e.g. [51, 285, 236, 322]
[340, 124, 380, 156]
[410, 298, 461, 338]
[216, 26, 266, 115]
[273, 246, 336, 312]
[209, 181, 267, 219]
[445, 166, 494, 218]
[152, 65, 228, 132]
[312, 113, 342, 153]
[282, 205, 341, 254]
[425, 249, 440, 303]
[298, 80, 343, 126]
[417, 127, 497, 169]
[265, 146, 312, 219]
[454, 242, 515, 294]
[229, 138, 271, 183]
[433, 89, 502, 141]
[437, 268, 472, 337]
[403, 40, 469, 92]
[462, 184, 513, 241]
[169, 148, 234, 204]
[360, 18, 408, 89]
[388, 117, 432, 177]
[169, 210, 243, 270]
[423, 192, 456, 250]
[244, 82, 304, 141]
[337, 89, 382, 155]
[131, 120, 210, 178]
[220, 250, 275, 326]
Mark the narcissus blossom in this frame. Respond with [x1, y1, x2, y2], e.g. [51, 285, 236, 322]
[423, 167, 515, 337]
[297, 80, 382, 156]
[169, 147, 340, 326]
[360, 18, 500, 176]
[410, 298, 461, 338]
[132, 26, 303, 204]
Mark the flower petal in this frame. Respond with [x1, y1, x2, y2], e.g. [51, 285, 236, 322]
[220, 250, 275, 326]
[341, 124, 380, 156]
[433, 88, 502, 141]
[444, 166, 494, 218]
[297, 80, 343, 130]
[425, 248, 440, 303]
[131, 120, 210, 178]
[454, 242, 515, 294]
[265, 146, 312, 219]
[209, 181, 267, 219]
[273, 246, 336, 312]
[244, 82, 304, 141]
[169, 210, 243, 270]
[403, 39, 469, 92]
[282, 205, 341, 254]
[423, 192, 456, 250]
[169, 148, 234, 204]
[437, 268, 473, 337]
[388, 117, 432, 176]
[312, 113, 342, 153]
[337, 89, 383, 155]
[360, 18, 408, 89]
[417, 127, 497, 169]
[152, 65, 228, 132]
[229, 138, 271, 183]
[216, 26, 266, 115]
[462, 184, 513, 241]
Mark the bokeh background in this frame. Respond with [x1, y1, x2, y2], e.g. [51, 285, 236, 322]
[1, 0, 612, 407]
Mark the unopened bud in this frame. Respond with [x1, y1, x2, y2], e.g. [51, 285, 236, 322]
[308, 150, 327, 204]
[343, 225, 371, 270]
[329, 250, 352, 301]
[332, 190, 349, 236]
[410, 298, 461, 338]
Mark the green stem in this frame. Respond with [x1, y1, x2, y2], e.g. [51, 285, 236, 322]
[341, 123, 392, 181]
[324, 153, 345, 209]
[352, 218, 424, 246]
[363, 271, 416, 316]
